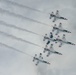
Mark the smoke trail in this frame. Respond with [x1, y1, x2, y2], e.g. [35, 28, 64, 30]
[0, 30, 44, 48]
[0, 42, 33, 57]
[1, 0, 43, 13]
[0, 23, 62, 55]
[0, 20, 44, 37]
[0, 8, 50, 27]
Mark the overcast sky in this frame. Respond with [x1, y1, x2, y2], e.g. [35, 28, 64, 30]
[0, 0, 76, 75]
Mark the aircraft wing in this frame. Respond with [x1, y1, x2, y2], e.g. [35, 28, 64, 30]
[49, 44, 55, 52]
[56, 35, 66, 46]
[58, 35, 66, 47]
[53, 17, 57, 22]
[55, 23, 63, 35]
[62, 35, 66, 41]
[50, 47, 57, 54]
[59, 42, 64, 47]
[58, 23, 63, 29]
[36, 60, 40, 65]
[55, 30, 60, 35]
[39, 53, 43, 59]
[49, 46, 62, 55]
[33, 54, 37, 62]
[47, 51, 53, 57]
[53, 10, 59, 22]
[56, 10, 59, 17]
[55, 38, 64, 47]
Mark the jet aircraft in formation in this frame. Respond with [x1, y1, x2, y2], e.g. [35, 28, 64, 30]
[50, 10, 67, 22]
[43, 44, 62, 57]
[33, 53, 50, 65]
[33, 10, 75, 66]
[52, 23, 71, 35]
[55, 34, 75, 47]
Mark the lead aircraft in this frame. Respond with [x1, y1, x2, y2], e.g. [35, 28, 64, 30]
[43, 44, 62, 57]
[33, 53, 50, 66]
[52, 23, 71, 35]
[50, 10, 67, 22]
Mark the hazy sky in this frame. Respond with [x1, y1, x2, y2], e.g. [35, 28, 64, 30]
[0, 0, 76, 75]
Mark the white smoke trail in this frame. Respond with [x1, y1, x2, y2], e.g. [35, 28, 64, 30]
[0, 30, 43, 48]
[0, 20, 44, 37]
[0, 8, 50, 26]
[0, 42, 33, 57]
